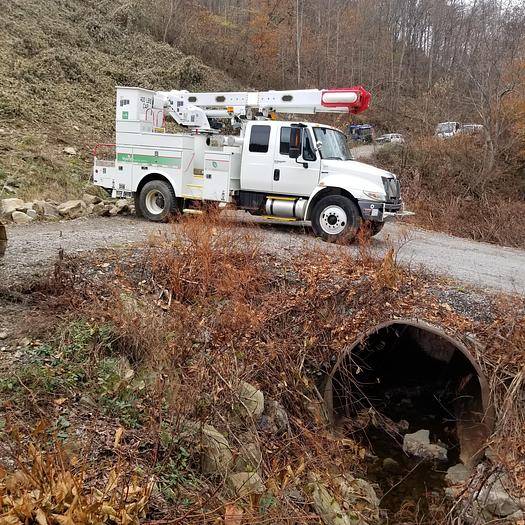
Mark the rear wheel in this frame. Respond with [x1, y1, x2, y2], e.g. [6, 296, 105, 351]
[311, 195, 361, 242]
[138, 180, 178, 222]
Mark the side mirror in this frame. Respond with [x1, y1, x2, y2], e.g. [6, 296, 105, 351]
[289, 127, 302, 159]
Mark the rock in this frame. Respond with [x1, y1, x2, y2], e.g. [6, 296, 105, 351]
[108, 205, 120, 216]
[259, 399, 289, 435]
[228, 471, 265, 497]
[32, 200, 45, 215]
[446, 463, 470, 485]
[11, 211, 33, 224]
[26, 209, 38, 219]
[182, 422, 233, 476]
[335, 475, 380, 522]
[236, 381, 264, 421]
[83, 193, 101, 205]
[63, 147, 77, 155]
[306, 480, 354, 525]
[1, 198, 24, 217]
[115, 198, 129, 210]
[0, 331, 8, 340]
[234, 437, 262, 473]
[403, 429, 448, 461]
[92, 203, 110, 216]
[478, 475, 522, 518]
[383, 457, 402, 474]
[57, 200, 87, 219]
[507, 510, 525, 521]
[306, 474, 379, 525]
[35, 201, 60, 219]
[43, 203, 60, 218]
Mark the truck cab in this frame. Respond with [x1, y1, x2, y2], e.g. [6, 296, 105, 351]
[238, 120, 403, 239]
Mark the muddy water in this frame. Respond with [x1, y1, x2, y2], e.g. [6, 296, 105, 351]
[360, 426, 455, 519]
[353, 385, 460, 521]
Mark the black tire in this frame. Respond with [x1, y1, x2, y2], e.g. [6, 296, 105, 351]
[138, 180, 178, 222]
[134, 192, 143, 218]
[361, 220, 385, 237]
[311, 195, 361, 242]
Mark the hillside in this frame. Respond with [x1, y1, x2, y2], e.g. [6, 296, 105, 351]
[0, 0, 239, 201]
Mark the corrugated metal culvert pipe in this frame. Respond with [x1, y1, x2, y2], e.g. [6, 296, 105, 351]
[324, 319, 494, 466]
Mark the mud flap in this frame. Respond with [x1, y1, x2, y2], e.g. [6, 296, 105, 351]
[0, 223, 6, 257]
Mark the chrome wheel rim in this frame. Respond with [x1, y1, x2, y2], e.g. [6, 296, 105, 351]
[145, 190, 165, 215]
[320, 205, 347, 235]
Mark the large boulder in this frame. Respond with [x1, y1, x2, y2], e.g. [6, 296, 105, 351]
[115, 199, 129, 212]
[236, 381, 264, 421]
[57, 200, 87, 219]
[182, 422, 233, 476]
[83, 193, 101, 205]
[1, 198, 24, 217]
[476, 474, 524, 518]
[11, 211, 33, 224]
[41, 202, 60, 219]
[403, 429, 448, 461]
[227, 471, 265, 497]
[92, 203, 111, 216]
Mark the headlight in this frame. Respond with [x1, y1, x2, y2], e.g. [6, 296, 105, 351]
[363, 190, 386, 201]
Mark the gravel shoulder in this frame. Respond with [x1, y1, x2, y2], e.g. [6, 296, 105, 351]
[1, 214, 524, 295]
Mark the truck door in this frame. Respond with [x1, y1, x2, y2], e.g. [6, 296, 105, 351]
[239, 123, 276, 192]
[272, 126, 320, 196]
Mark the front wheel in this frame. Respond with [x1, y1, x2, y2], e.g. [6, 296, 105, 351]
[138, 180, 178, 222]
[311, 195, 361, 242]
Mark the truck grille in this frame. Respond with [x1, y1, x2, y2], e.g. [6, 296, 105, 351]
[382, 176, 400, 203]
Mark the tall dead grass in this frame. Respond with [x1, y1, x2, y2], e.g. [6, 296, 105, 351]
[9, 212, 525, 523]
[373, 137, 525, 248]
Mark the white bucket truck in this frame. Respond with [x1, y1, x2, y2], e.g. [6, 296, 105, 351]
[93, 86, 411, 241]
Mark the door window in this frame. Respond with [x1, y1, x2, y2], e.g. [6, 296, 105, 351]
[279, 127, 291, 155]
[303, 130, 316, 161]
[249, 125, 271, 153]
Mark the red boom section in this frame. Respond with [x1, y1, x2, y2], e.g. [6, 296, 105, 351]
[320, 86, 371, 114]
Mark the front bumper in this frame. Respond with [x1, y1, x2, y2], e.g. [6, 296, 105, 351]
[358, 200, 414, 222]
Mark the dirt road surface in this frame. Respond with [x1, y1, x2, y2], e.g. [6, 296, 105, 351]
[351, 144, 378, 159]
[1, 215, 524, 295]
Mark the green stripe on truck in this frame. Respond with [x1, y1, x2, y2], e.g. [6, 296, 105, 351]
[117, 153, 181, 168]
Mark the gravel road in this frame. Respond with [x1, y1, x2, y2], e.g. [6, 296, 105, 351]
[1, 214, 524, 295]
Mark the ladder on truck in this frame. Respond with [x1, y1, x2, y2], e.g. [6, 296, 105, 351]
[155, 86, 371, 131]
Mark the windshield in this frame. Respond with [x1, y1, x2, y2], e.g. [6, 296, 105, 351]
[313, 127, 353, 161]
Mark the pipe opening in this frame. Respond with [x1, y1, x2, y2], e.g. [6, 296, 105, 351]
[326, 320, 493, 514]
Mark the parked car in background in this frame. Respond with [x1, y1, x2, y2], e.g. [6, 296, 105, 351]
[435, 121, 484, 138]
[348, 124, 374, 144]
[376, 133, 405, 144]
[461, 124, 484, 135]
[435, 121, 462, 138]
